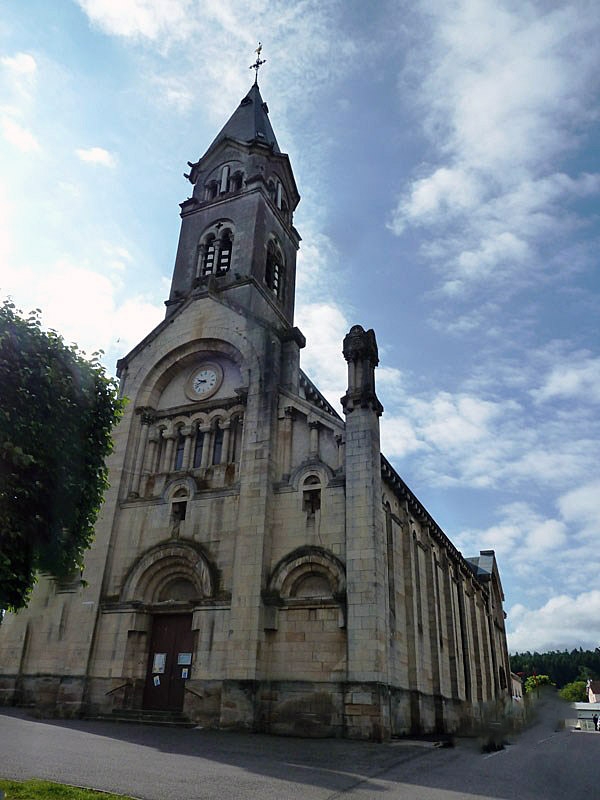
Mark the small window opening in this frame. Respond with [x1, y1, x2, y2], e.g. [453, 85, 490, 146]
[217, 231, 232, 275]
[193, 429, 204, 468]
[174, 431, 185, 470]
[220, 165, 230, 193]
[172, 501, 187, 521]
[205, 181, 218, 201]
[303, 489, 321, 514]
[265, 242, 283, 299]
[231, 172, 243, 192]
[202, 236, 216, 276]
[212, 426, 224, 465]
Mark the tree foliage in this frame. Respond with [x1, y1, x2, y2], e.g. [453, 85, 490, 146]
[0, 300, 124, 611]
[523, 674, 553, 694]
[558, 680, 588, 703]
[511, 648, 600, 688]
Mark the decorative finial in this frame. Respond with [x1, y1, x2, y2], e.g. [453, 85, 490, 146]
[249, 42, 266, 84]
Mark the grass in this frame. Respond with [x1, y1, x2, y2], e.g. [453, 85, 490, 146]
[0, 780, 137, 800]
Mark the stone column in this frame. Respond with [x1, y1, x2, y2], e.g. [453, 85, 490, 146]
[162, 432, 176, 473]
[130, 411, 152, 496]
[308, 418, 320, 459]
[280, 406, 294, 478]
[139, 426, 160, 496]
[196, 243, 206, 279]
[341, 324, 390, 741]
[200, 425, 212, 469]
[181, 424, 194, 470]
[220, 420, 231, 463]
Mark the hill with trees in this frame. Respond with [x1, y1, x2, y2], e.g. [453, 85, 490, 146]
[511, 648, 600, 688]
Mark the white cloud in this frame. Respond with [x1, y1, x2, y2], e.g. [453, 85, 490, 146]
[390, 1, 600, 299]
[1, 52, 37, 76]
[77, 0, 193, 42]
[76, 0, 357, 130]
[0, 243, 164, 373]
[389, 166, 482, 234]
[381, 415, 424, 459]
[534, 355, 600, 403]
[558, 480, 600, 538]
[296, 301, 349, 406]
[1, 116, 41, 153]
[75, 146, 117, 167]
[508, 590, 600, 652]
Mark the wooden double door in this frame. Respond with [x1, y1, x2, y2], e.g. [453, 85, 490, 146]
[143, 614, 193, 711]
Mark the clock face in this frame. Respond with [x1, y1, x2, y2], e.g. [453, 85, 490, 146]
[185, 362, 223, 401]
[192, 368, 218, 395]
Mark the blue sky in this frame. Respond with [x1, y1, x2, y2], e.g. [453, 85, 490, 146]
[1, 0, 599, 653]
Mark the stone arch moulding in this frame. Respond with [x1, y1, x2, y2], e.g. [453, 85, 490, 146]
[164, 477, 196, 503]
[288, 462, 335, 491]
[120, 541, 215, 605]
[267, 546, 346, 601]
[135, 335, 258, 409]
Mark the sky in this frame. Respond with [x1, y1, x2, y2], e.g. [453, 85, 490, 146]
[1, 0, 599, 655]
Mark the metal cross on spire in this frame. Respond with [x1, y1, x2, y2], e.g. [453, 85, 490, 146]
[249, 43, 266, 84]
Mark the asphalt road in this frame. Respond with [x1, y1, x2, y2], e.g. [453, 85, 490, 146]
[1, 695, 597, 799]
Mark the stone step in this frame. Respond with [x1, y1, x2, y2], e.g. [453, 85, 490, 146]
[90, 709, 196, 728]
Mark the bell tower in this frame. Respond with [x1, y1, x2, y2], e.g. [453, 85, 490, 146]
[166, 80, 301, 330]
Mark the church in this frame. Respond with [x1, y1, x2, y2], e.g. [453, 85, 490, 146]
[0, 71, 511, 740]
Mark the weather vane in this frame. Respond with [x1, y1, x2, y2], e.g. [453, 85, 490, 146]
[249, 43, 266, 84]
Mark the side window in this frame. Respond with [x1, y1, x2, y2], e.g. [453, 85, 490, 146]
[193, 426, 204, 468]
[198, 227, 234, 279]
[302, 475, 321, 515]
[217, 230, 232, 275]
[212, 425, 224, 465]
[202, 235, 216, 276]
[205, 181, 218, 201]
[230, 171, 243, 192]
[265, 240, 284, 299]
[220, 165, 230, 194]
[173, 429, 185, 470]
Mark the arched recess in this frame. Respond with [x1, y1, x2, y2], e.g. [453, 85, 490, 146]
[121, 542, 215, 605]
[267, 546, 346, 601]
[134, 336, 256, 409]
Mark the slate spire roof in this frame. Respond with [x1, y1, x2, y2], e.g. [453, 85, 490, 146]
[203, 83, 280, 156]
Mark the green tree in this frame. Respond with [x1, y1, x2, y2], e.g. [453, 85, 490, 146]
[558, 680, 588, 702]
[523, 674, 553, 694]
[0, 300, 124, 611]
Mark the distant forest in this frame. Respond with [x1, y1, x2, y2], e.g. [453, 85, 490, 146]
[510, 649, 600, 687]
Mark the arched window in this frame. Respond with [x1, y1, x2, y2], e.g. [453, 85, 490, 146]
[302, 475, 321, 515]
[212, 425, 224, 465]
[265, 240, 284, 299]
[205, 181, 218, 201]
[202, 235, 216, 276]
[173, 429, 186, 471]
[193, 427, 204, 468]
[220, 165, 230, 193]
[216, 230, 232, 275]
[230, 172, 243, 192]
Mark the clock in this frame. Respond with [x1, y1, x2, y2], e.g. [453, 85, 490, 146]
[184, 362, 223, 401]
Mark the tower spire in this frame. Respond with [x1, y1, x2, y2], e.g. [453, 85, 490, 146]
[249, 42, 266, 84]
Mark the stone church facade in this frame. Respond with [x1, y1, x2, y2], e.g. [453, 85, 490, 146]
[0, 82, 511, 740]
